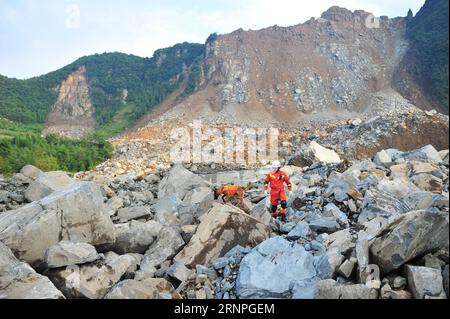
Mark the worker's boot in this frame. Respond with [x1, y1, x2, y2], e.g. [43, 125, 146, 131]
[280, 209, 287, 222]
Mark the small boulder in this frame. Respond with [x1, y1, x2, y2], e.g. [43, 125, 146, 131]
[44, 241, 99, 268]
[405, 265, 446, 299]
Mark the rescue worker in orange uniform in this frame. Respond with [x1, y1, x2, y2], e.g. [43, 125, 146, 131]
[264, 160, 292, 221]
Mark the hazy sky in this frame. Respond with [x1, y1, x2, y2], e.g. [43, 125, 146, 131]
[0, 0, 425, 79]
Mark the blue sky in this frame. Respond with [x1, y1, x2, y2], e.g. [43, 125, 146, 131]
[0, 0, 425, 79]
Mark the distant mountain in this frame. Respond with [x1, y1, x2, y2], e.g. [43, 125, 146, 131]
[0, 43, 204, 137]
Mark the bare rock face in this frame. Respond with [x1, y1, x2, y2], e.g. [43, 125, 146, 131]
[134, 7, 413, 128]
[174, 203, 270, 268]
[0, 182, 115, 265]
[0, 242, 64, 299]
[43, 66, 95, 138]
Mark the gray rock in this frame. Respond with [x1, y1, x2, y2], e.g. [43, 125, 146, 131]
[166, 261, 193, 284]
[402, 145, 442, 164]
[117, 206, 152, 223]
[373, 150, 392, 167]
[145, 174, 160, 184]
[0, 191, 9, 204]
[370, 210, 449, 273]
[0, 242, 64, 299]
[20, 165, 42, 180]
[280, 222, 296, 234]
[358, 188, 411, 224]
[152, 194, 181, 226]
[309, 217, 341, 233]
[158, 165, 210, 201]
[393, 276, 407, 290]
[236, 237, 317, 298]
[104, 279, 159, 299]
[180, 225, 198, 243]
[405, 265, 446, 299]
[51, 253, 137, 299]
[212, 257, 230, 270]
[44, 241, 99, 268]
[11, 173, 33, 186]
[182, 186, 215, 219]
[249, 199, 272, 226]
[422, 253, 446, 270]
[0, 182, 115, 265]
[287, 221, 312, 240]
[313, 248, 344, 279]
[24, 171, 76, 202]
[338, 259, 356, 279]
[325, 228, 355, 255]
[141, 227, 185, 271]
[112, 220, 163, 254]
[317, 279, 378, 299]
[291, 278, 320, 299]
[443, 265, 449, 298]
[323, 203, 348, 226]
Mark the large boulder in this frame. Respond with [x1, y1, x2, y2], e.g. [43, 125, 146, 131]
[405, 265, 447, 299]
[0, 242, 64, 299]
[236, 237, 317, 299]
[140, 227, 185, 271]
[50, 252, 137, 299]
[0, 182, 115, 265]
[20, 165, 43, 180]
[411, 174, 443, 193]
[174, 204, 270, 268]
[112, 220, 163, 254]
[44, 241, 99, 268]
[402, 145, 443, 164]
[158, 165, 210, 201]
[152, 195, 182, 226]
[249, 199, 272, 226]
[370, 210, 449, 273]
[307, 142, 341, 164]
[24, 171, 76, 202]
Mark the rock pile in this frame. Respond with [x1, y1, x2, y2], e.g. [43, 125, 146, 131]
[0, 144, 448, 299]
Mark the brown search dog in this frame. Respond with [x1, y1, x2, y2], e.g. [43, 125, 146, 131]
[213, 183, 252, 213]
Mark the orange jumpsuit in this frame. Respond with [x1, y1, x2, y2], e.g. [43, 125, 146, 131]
[264, 170, 292, 215]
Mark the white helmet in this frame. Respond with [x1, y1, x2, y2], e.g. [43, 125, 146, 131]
[271, 160, 282, 169]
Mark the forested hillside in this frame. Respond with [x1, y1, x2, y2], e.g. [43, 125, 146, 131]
[0, 42, 205, 135]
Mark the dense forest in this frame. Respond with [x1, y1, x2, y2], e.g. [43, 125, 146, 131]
[407, 0, 449, 111]
[0, 118, 112, 176]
